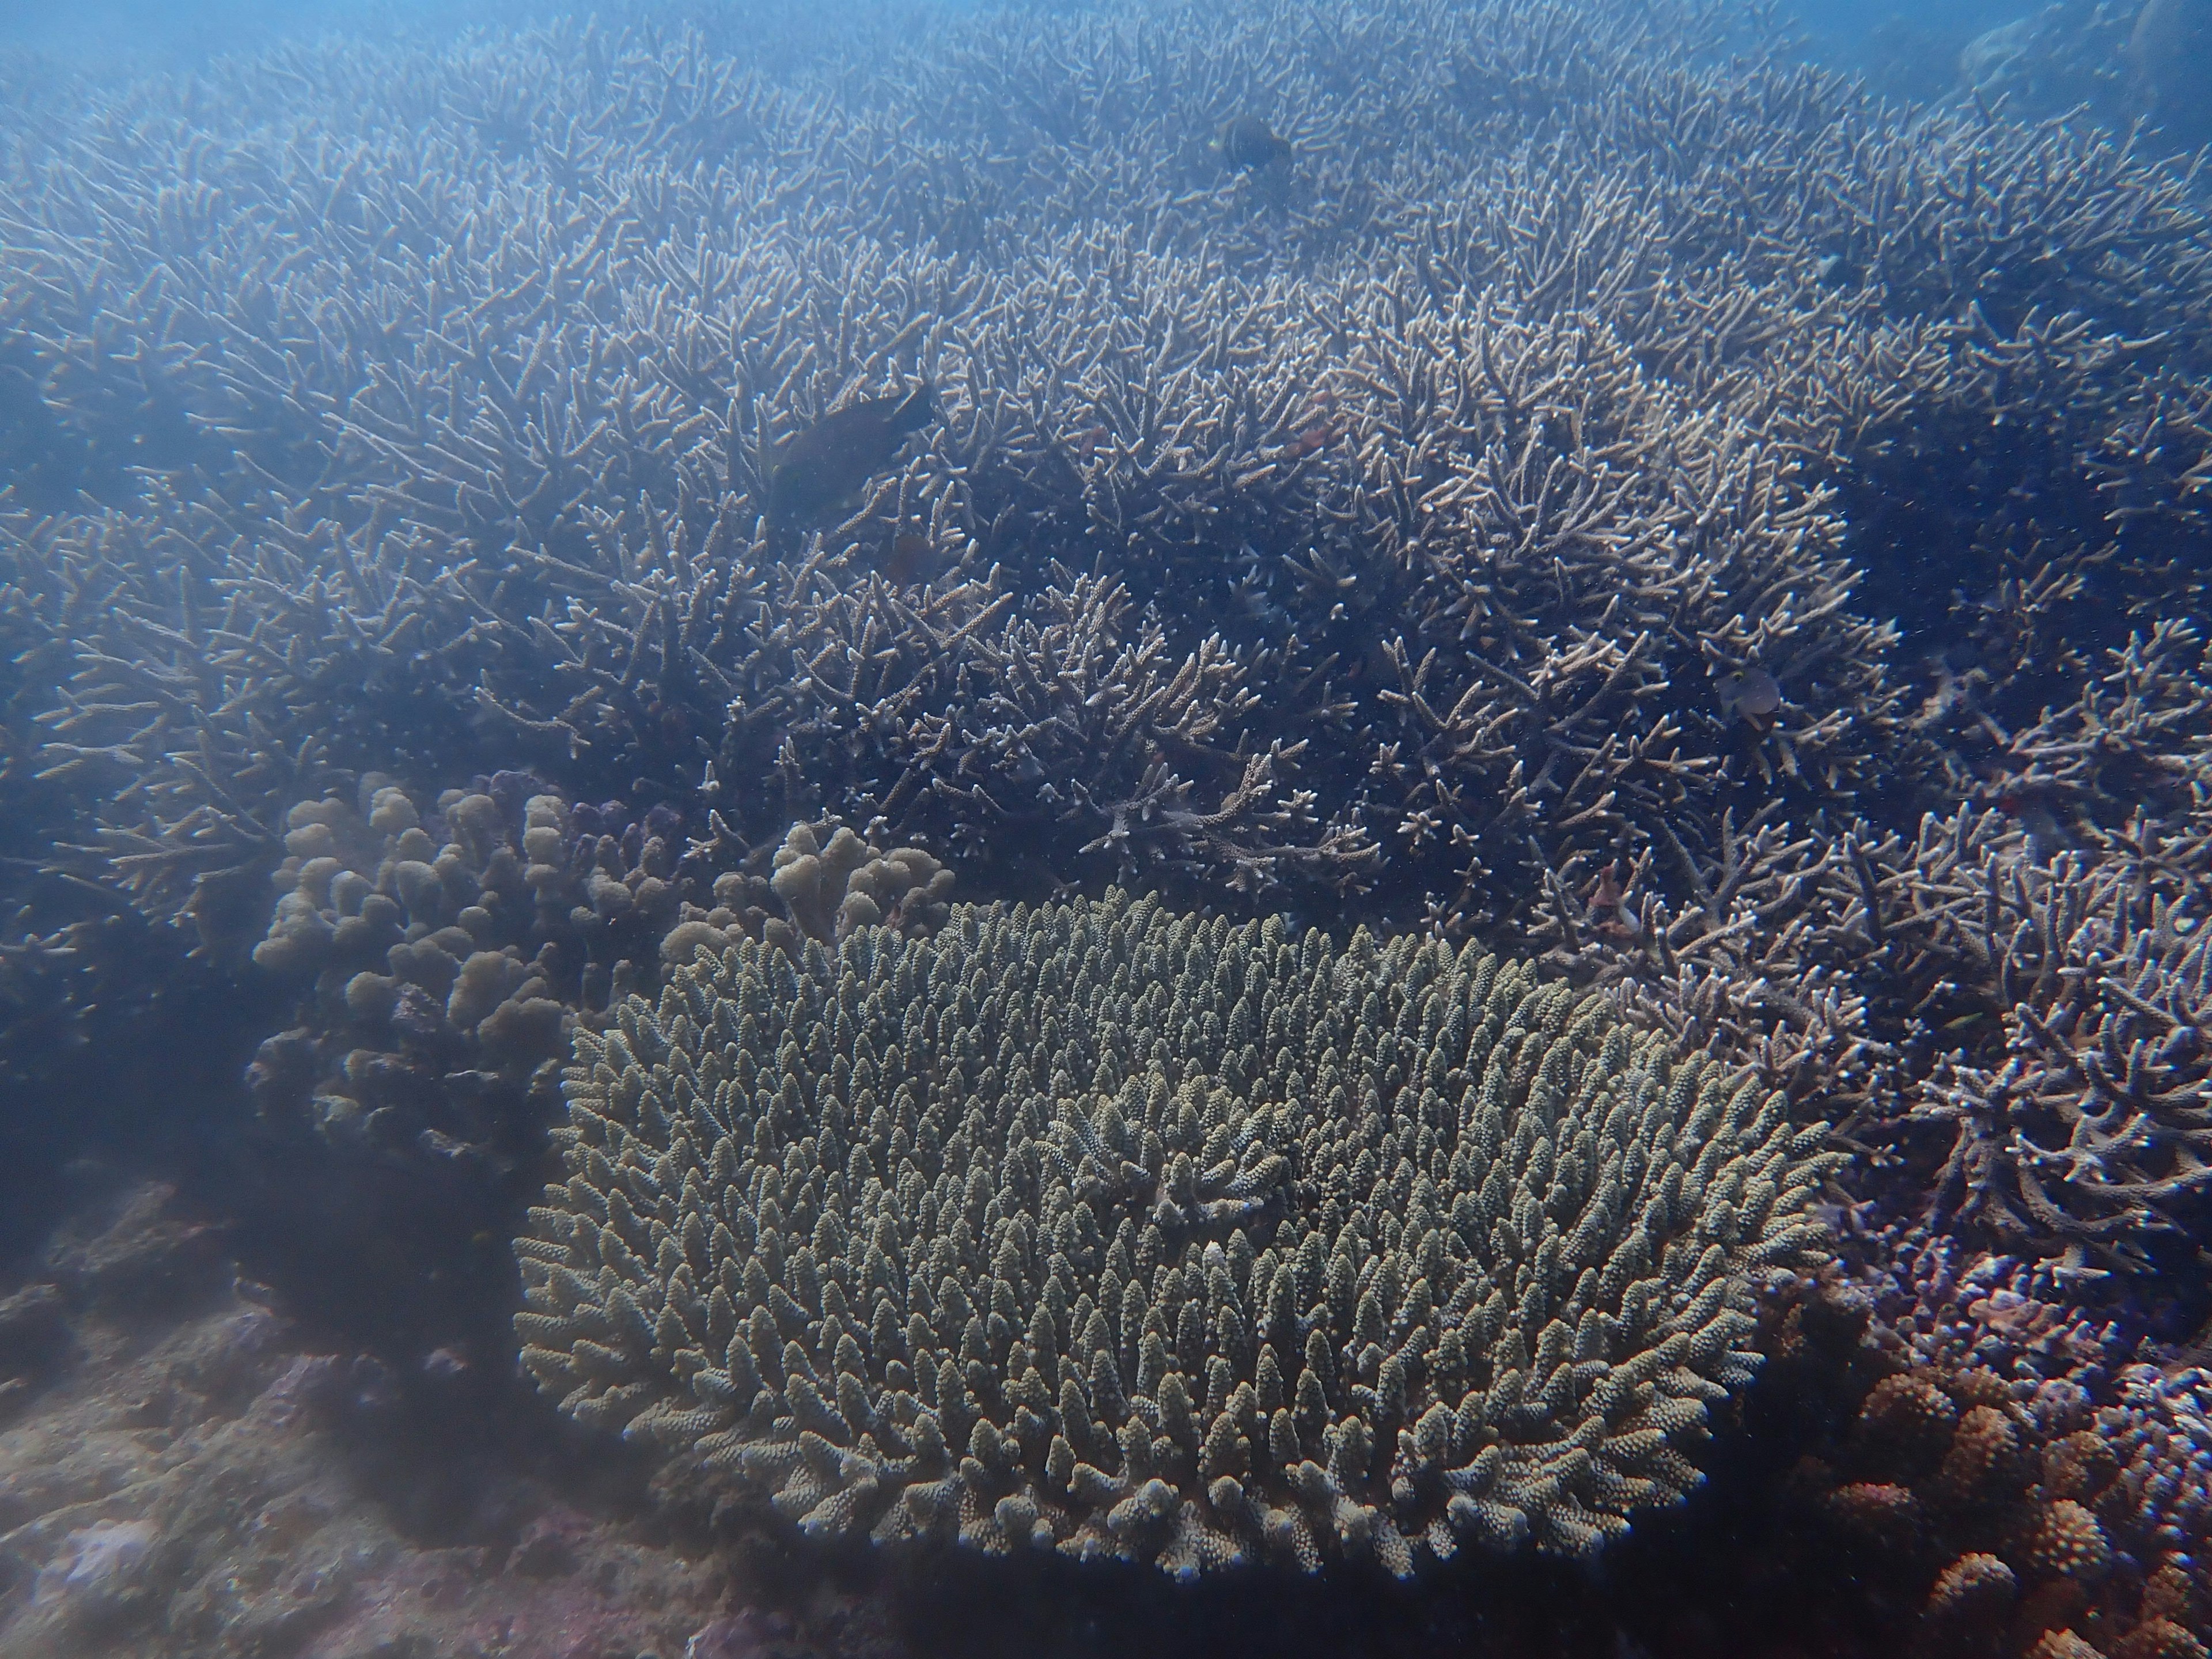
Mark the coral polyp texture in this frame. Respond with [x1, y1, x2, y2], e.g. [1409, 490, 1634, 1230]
[516, 893, 1839, 1574]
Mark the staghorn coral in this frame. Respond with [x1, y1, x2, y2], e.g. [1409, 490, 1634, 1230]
[1522, 804, 1898, 1118]
[515, 892, 1840, 1575]
[1907, 817, 2212, 1267]
[6, 0, 2207, 980]
[0, 0, 1918, 931]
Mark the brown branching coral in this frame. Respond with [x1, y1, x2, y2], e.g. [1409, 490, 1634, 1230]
[1524, 805, 1897, 1116]
[869, 571, 1376, 895]
[517, 892, 1840, 1574]
[0, 0, 1938, 933]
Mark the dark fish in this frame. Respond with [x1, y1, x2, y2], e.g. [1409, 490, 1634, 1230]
[882, 533, 939, 586]
[1714, 667, 1783, 725]
[1216, 115, 1293, 172]
[767, 384, 936, 528]
[1585, 859, 1642, 945]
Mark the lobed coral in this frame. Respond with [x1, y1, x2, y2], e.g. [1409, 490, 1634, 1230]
[1802, 1351, 2212, 1659]
[243, 774, 950, 1168]
[516, 892, 1839, 1574]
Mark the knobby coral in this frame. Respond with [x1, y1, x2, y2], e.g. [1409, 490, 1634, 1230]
[243, 774, 951, 1167]
[516, 892, 1839, 1574]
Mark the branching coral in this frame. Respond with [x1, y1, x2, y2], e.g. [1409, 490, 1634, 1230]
[1916, 830, 2212, 1267]
[7, 0, 2202, 980]
[516, 892, 1839, 1574]
[0, 0, 1922, 930]
[2, 0, 2211, 1590]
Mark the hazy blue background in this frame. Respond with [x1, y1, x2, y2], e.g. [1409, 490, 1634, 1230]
[0, 0, 2058, 86]
[0, 0, 544, 71]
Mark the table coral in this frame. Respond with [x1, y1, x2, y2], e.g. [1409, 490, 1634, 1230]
[517, 893, 1839, 1574]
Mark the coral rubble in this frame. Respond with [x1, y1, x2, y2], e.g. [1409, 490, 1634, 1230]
[0, 1183, 779, 1659]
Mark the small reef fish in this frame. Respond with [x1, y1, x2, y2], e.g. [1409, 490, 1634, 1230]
[1069, 423, 1108, 465]
[1585, 859, 1642, 945]
[1714, 666, 1783, 729]
[1279, 389, 1340, 458]
[1214, 115, 1293, 172]
[767, 384, 936, 528]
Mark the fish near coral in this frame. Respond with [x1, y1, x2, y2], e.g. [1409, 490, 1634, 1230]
[882, 532, 940, 586]
[1715, 666, 1783, 730]
[1214, 115, 1293, 172]
[1585, 859, 1642, 945]
[765, 384, 936, 529]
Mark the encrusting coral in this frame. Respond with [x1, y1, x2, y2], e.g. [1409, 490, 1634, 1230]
[516, 892, 1840, 1575]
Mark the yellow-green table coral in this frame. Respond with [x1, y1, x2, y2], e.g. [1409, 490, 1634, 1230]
[516, 893, 1839, 1575]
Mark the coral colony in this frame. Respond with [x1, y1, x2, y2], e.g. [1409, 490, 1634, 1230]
[519, 900, 1836, 1571]
[2, 0, 2212, 1653]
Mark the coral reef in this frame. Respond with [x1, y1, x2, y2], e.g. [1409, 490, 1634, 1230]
[2097, 1362, 2212, 1560]
[517, 893, 1839, 1574]
[1797, 1351, 2212, 1659]
[1917, 831, 2212, 1267]
[212, 778, 953, 1360]
[0, 0, 2154, 916]
[2, 3, 2206, 1267]
[1, 0, 2210, 1625]
[1857, 1225, 2136, 1396]
[1658, 1256, 2212, 1658]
